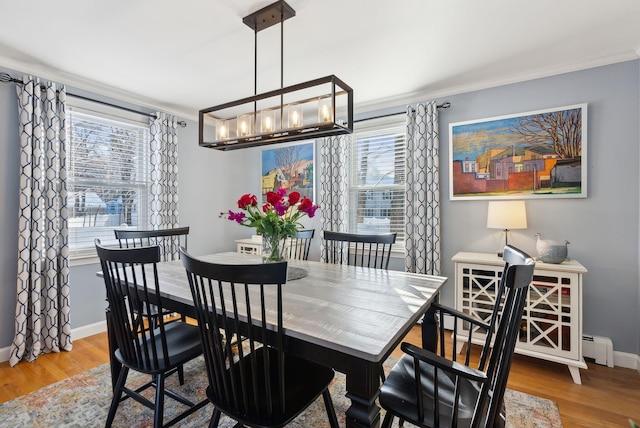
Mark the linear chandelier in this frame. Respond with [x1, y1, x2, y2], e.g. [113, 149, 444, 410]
[199, 0, 353, 151]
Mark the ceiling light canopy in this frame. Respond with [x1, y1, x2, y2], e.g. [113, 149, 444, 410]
[199, 0, 353, 151]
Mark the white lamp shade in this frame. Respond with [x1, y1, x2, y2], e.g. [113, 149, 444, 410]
[486, 200, 527, 230]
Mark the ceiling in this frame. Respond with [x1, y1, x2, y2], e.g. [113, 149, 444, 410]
[0, 0, 638, 121]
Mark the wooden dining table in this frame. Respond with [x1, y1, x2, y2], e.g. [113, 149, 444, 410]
[103, 252, 446, 428]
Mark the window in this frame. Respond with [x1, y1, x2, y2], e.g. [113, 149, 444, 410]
[348, 119, 406, 248]
[67, 108, 150, 261]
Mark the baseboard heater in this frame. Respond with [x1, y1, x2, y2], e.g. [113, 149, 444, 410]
[582, 334, 614, 367]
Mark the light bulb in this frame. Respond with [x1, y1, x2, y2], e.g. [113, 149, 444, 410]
[322, 104, 330, 122]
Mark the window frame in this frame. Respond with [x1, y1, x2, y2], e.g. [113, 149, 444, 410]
[348, 115, 406, 255]
[66, 98, 151, 266]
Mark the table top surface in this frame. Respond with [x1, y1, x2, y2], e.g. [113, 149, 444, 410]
[152, 252, 447, 363]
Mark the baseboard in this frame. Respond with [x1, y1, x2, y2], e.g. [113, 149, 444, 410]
[0, 320, 107, 364]
[0, 345, 10, 364]
[613, 350, 640, 371]
[73, 320, 108, 340]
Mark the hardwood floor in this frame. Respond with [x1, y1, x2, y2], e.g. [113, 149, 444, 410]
[1, 326, 639, 427]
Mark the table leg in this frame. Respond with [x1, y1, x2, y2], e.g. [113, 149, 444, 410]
[344, 361, 382, 428]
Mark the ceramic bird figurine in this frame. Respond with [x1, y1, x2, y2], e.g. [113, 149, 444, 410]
[536, 240, 570, 264]
[535, 233, 557, 255]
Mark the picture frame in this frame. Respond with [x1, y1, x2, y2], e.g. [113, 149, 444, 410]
[449, 103, 587, 200]
[261, 141, 315, 201]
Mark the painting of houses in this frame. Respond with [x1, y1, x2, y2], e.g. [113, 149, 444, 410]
[449, 104, 587, 200]
[261, 142, 314, 201]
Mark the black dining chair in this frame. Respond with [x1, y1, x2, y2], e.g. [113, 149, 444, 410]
[180, 248, 339, 428]
[287, 228, 315, 260]
[322, 230, 396, 269]
[379, 245, 535, 428]
[95, 239, 208, 428]
[322, 230, 397, 382]
[114, 227, 189, 324]
[114, 226, 190, 261]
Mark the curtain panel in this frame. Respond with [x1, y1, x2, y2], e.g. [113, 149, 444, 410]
[319, 135, 350, 262]
[405, 101, 441, 275]
[149, 112, 180, 259]
[11, 76, 72, 366]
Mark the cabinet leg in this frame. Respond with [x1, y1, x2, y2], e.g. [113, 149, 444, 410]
[568, 365, 582, 384]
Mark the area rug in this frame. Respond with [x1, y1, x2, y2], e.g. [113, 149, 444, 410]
[0, 357, 562, 427]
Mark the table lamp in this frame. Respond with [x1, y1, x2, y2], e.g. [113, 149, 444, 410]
[486, 200, 527, 256]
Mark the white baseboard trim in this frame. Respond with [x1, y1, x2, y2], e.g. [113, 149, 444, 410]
[613, 350, 640, 371]
[0, 345, 10, 364]
[0, 321, 108, 364]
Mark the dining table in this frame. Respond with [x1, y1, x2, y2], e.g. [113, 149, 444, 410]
[102, 252, 447, 428]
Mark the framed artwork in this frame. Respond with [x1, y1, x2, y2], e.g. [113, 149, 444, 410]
[261, 141, 315, 201]
[449, 103, 587, 200]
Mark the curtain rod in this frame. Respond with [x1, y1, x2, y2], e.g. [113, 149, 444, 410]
[354, 101, 451, 123]
[0, 72, 187, 127]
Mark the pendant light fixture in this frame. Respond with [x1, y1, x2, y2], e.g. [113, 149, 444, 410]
[198, 0, 353, 151]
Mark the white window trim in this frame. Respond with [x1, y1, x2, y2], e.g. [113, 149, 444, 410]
[66, 98, 151, 266]
[350, 114, 407, 256]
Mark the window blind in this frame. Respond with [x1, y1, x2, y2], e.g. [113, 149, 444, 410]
[67, 110, 150, 260]
[348, 124, 406, 244]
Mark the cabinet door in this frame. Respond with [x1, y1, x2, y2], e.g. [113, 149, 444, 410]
[456, 261, 580, 362]
[519, 271, 580, 360]
[456, 262, 503, 340]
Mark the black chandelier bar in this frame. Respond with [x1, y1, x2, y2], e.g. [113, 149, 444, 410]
[199, 74, 353, 151]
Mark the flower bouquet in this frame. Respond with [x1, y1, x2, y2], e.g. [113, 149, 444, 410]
[222, 187, 319, 263]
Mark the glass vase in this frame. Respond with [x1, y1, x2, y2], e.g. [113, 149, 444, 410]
[261, 234, 289, 263]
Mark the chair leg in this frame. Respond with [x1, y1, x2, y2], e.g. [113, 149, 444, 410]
[106, 366, 129, 427]
[178, 364, 185, 385]
[322, 389, 339, 428]
[381, 411, 394, 428]
[153, 373, 165, 428]
[208, 408, 221, 428]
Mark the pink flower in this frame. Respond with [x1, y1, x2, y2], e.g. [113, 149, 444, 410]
[298, 197, 318, 218]
[274, 201, 288, 216]
[227, 210, 246, 224]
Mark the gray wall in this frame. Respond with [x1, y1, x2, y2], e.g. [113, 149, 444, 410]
[1, 60, 639, 357]
[0, 71, 20, 350]
[434, 60, 640, 355]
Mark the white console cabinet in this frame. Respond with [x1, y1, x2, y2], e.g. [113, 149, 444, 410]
[236, 236, 262, 255]
[452, 252, 588, 384]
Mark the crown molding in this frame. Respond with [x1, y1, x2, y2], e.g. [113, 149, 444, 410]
[355, 51, 640, 116]
[0, 56, 198, 122]
[3, 50, 638, 125]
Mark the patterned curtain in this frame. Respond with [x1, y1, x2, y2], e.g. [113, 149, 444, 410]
[149, 113, 180, 256]
[405, 101, 441, 275]
[319, 135, 350, 262]
[10, 76, 72, 366]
